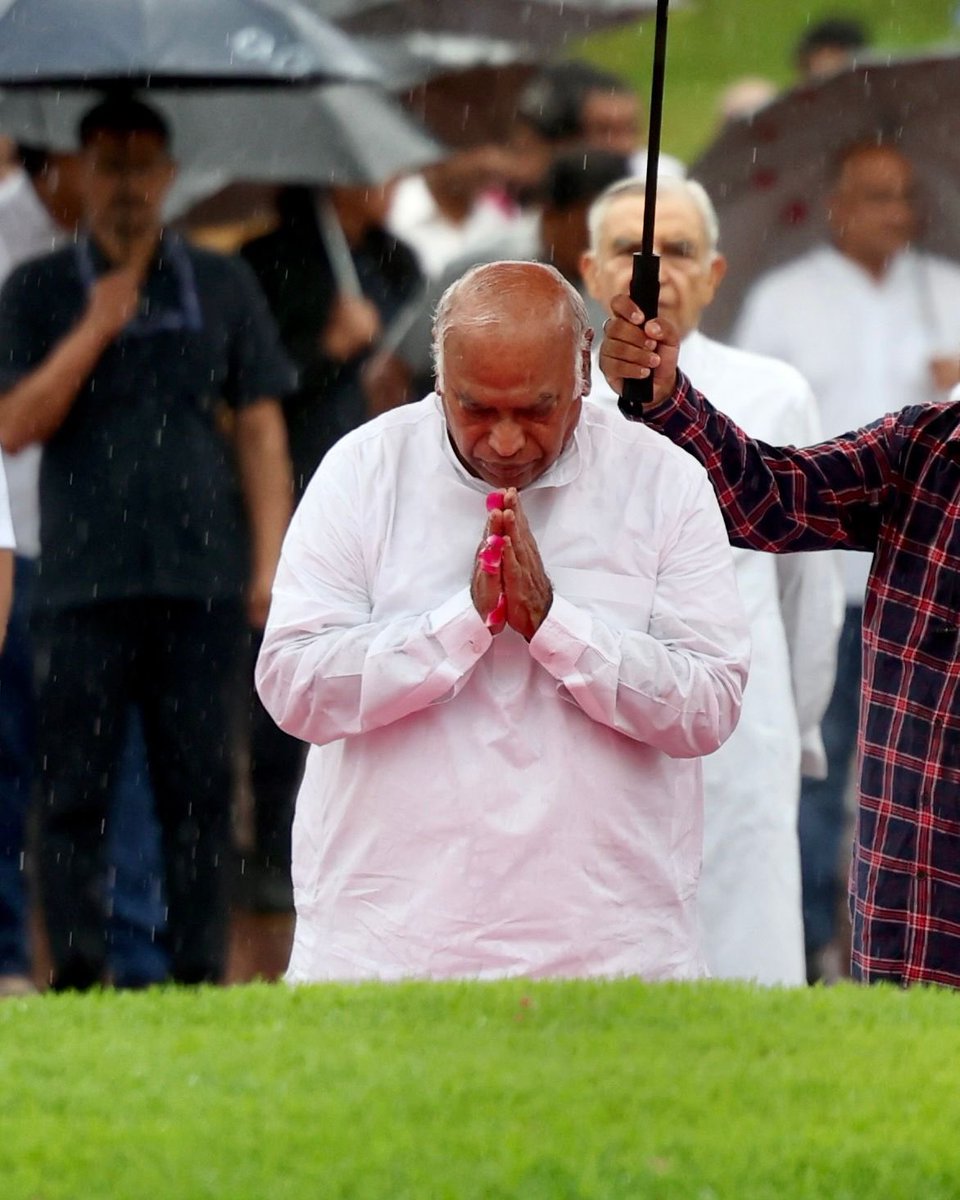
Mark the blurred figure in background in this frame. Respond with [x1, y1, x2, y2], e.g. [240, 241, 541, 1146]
[0, 147, 82, 996]
[0, 96, 294, 990]
[0, 142, 176, 993]
[363, 149, 630, 417]
[240, 181, 422, 910]
[715, 77, 778, 130]
[582, 176, 842, 985]
[0, 136, 16, 181]
[734, 140, 960, 982]
[386, 147, 523, 280]
[243, 182, 422, 495]
[0, 460, 11, 651]
[510, 59, 684, 187]
[794, 17, 869, 82]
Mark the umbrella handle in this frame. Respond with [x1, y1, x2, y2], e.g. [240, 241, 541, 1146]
[618, 252, 660, 422]
[314, 194, 363, 299]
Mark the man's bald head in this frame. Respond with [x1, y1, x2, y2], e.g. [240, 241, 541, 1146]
[433, 260, 591, 391]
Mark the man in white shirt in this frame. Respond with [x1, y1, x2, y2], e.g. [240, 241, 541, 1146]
[257, 260, 749, 983]
[733, 142, 960, 980]
[581, 177, 843, 985]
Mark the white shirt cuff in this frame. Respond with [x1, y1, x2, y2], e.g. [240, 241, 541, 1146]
[528, 593, 593, 677]
[428, 586, 494, 666]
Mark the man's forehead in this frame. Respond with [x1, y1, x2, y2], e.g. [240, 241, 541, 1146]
[604, 192, 705, 243]
[447, 312, 574, 352]
[839, 147, 912, 186]
[449, 288, 569, 330]
[84, 130, 169, 159]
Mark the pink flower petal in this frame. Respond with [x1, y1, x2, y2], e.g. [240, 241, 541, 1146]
[486, 491, 505, 512]
[477, 533, 505, 575]
[485, 591, 507, 628]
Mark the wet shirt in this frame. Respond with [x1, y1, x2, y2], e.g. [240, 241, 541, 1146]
[256, 397, 750, 983]
[647, 372, 960, 988]
[0, 233, 296, 608]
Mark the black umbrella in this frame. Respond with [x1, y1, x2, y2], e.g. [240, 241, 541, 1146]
[618, 0, 669, 422]
[0, 0, 378, 88]
[304, 0, 661, 89]
[316, 0, 659, 49]
[0, 82, 444, 187]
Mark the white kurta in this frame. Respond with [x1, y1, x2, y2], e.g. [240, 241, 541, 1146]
[257, 396, 750, 983]
[590, 332, 844, 985]
[734, 244, 960, 602]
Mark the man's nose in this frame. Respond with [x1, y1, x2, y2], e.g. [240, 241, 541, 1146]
[488, 417, 524, 457]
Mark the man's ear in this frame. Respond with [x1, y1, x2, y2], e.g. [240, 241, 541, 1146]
[579, 249, 599, 299]
[703, 252, 727, 306]
[579, 329, 594, 396]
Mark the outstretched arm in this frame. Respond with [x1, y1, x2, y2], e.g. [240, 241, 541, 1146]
[599, 293, 898, 556]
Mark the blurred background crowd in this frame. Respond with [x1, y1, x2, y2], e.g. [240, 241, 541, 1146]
[2, 0, 960, 996]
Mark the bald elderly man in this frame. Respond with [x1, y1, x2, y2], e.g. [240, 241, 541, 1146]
[257, 260, 749, 983]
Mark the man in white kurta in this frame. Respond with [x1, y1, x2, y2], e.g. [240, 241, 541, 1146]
[257, 261, 749, 983]
[733, 143, 960, 979]
[582, 178, 843, 985]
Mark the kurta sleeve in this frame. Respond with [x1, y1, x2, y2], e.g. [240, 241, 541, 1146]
[255, 449, 492, 746]
[528, 467, 750, 758]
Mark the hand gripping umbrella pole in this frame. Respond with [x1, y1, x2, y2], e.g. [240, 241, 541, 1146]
[619, 0, 670, 423]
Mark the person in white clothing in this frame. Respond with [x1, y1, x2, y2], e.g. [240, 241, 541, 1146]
[386, 149, 523, 281]
[581, 177, 843, 985]
[733, 141, 960, 981]
[256, 260, 750, 984]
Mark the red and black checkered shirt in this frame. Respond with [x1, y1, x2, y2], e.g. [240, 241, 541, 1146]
[647, 372, 960, 987]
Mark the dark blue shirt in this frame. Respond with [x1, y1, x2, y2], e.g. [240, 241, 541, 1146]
[0, 233, 296, 608]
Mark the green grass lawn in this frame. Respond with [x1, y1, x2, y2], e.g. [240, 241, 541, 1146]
[3, 978, 959, 1198]
[578, 0, 960, 162]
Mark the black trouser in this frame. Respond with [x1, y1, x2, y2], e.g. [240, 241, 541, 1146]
[32, 597, 244, 991]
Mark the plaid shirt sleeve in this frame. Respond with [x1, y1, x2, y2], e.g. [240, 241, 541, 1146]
[648, 371, 960, 988]
[644, 370, 903, 555]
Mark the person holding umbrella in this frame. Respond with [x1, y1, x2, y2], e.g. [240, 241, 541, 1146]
[0, 95, 296, 991]
[599, 287, 960, 990]
[732, 141, 960, 981]
[238, 180, 422, 910]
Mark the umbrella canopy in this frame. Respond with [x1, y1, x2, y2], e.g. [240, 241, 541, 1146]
[692, 50, 960, 341]
[0, 82, 444, 186]
[322, 0, 659, 48]
[0, 0, 378, 88]
[303, 0, 662, 87]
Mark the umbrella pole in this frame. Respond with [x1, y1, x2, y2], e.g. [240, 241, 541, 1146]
[619, 0, 670, 422]
[314, 193, 363, 298]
